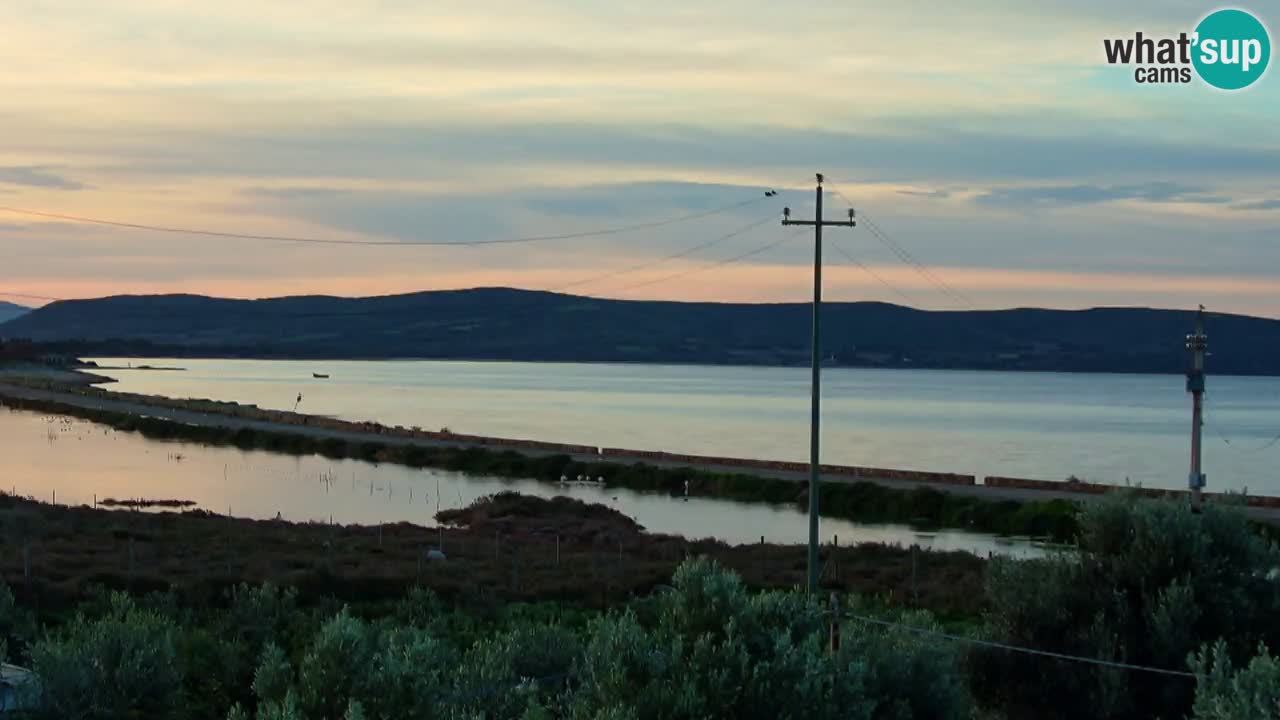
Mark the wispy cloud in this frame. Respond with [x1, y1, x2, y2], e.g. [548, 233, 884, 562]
[0, 166, 89, 191]
[974, 182, 1232, 209]
[897, 188, 952, 199]
[1232, 199, 1280, 211]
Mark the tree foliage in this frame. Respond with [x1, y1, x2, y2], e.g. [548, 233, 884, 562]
[976, 494, 1280, 719]
[29, 592, 182, 720]
[1191, 640, 1280, 720]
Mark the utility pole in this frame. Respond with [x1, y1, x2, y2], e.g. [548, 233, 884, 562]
[1186, 305, 1208, 511]
[782, 173, 855, 594]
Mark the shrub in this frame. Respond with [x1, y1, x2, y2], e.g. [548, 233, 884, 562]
[30, 592, 182, 720]
[568, 557, 969, 720]
[0, 578, 35, 663]
[976, 493, 1280, 719]
[1192, 640, 1280, 720]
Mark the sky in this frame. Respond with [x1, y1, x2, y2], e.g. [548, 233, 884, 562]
[1, 0, 1278, 315]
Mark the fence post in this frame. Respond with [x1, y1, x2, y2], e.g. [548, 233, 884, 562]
[829, 593, 841, 653]
[555, 534, 560, 566]
[911, 545, 919, 605]
[512, 546, 521, 593]
[22, 542, 30, 583]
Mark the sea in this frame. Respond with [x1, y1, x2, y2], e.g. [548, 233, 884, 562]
[88, 358, 1280, 493]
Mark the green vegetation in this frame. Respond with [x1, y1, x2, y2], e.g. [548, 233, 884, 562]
[2, 492, 1279, 718]
[973, 495, 1280, 720]
[1, 559, 969, 720]
[0, 394, 1082, 542]
[1192, 641, 1280, 720]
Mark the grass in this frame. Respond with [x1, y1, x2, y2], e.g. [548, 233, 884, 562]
[0, 392, 1083, 543]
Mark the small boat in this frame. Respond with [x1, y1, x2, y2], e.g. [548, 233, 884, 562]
[312, 372, 330, 379]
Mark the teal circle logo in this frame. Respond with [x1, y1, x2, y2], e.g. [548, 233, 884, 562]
[1192, 9, 1271, 90]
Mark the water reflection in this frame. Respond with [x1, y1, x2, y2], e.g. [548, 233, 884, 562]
[1, 406, 1045, 557]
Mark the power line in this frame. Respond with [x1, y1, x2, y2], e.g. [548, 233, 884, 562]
[863, 215, 971, 305]
[0, 195, 769, 248]
[828, 242, 920, 307]
[843, 613, 1197, 679]
[1204, 395, 1280, 452]
[546, 212, 780, 293]
[606, 222, 798, 293]
[823, 183, 975, 308]
[0, 291, 66, 302]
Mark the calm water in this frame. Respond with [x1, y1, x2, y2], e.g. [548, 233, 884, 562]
[0, 407, 1036, 556]
[90, 358, 1280, 493]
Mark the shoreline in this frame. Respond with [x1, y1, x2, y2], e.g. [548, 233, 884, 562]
[2, 374, 1277, 538]
[82, 353, 1280, 380]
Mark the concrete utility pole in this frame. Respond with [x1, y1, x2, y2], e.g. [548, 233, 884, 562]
[1186, 305, 1208, 511]
[782, 173, 855, 594]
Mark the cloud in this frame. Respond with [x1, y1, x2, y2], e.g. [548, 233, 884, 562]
[231, 180, 782, 249]
[897, 188, 952, 199]
[242, 186, 353, 200]
[0, 166, 89, 190]
[974, 182, 1232, 208]
[1232, 199, 1280, 211]
[64, 122, 1280, 188]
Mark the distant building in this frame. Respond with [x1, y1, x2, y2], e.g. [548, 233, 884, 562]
[0, 663, 38, 712]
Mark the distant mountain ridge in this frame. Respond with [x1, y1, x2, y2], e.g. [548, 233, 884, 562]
[1, 287, 1276, 375]
[0, 300, 29, 325]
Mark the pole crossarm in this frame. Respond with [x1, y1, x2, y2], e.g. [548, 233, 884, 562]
[782, 219, 856, 227]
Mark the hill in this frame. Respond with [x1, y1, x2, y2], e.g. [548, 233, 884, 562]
[0, 300, 29, 325]
[1, 287, 1275, 374]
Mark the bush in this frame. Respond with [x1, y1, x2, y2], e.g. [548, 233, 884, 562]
[568, 557, 969, 720]
[236, 609, 456, 720]
[30, 592, 182, 720]
[976, 493, 1280, 720]
[0, 578, 35, 663]
[1192, 640, 1280, 720]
